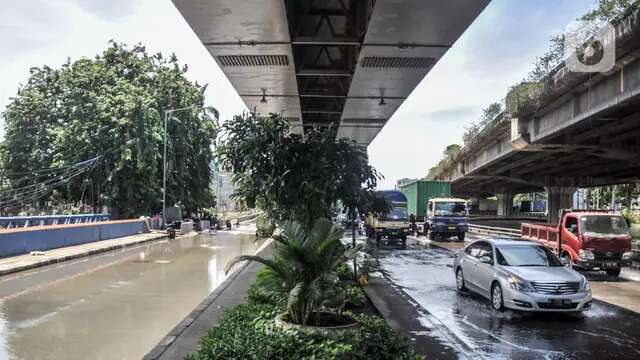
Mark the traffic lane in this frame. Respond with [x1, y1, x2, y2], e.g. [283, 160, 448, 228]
[417, 232, 640, 314]
[378, 243, 640, 360]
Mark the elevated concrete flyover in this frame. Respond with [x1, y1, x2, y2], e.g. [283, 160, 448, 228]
[171, 0, 489, 145]
[438, 8, 640, 222]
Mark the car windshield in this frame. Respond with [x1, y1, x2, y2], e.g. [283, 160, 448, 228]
[496, 245, 563, 267]
[380, 207, 408, 221]
[433, 202, 467, 217]
[581, 216, 629, 236]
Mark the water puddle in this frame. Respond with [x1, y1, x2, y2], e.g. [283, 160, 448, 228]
[0, 230, 265, 360]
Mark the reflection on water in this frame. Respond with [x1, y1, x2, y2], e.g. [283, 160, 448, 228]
[0, 230, 265, 360]
[380, 246, 640, 360]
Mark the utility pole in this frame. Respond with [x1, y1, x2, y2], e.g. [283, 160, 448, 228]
[163, 109, 168, 228]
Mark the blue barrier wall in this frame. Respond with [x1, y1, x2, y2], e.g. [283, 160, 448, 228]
[0, 220, 149, 258]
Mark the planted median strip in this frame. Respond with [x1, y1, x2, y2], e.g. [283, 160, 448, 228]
[187, 220, 423, 359]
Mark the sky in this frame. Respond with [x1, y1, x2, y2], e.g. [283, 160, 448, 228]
[0, 0, 597, 189]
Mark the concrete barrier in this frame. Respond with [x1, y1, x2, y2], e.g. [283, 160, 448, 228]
[0, 219, 149, 258]
[180, 221, 194, 234]
[199, 220, 210, 231]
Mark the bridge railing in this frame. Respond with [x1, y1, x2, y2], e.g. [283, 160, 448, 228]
[468, 224, 521, 238]
[0, 214, 111, 229]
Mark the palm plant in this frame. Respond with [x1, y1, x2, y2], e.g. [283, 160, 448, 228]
[225, 218, 360, 325]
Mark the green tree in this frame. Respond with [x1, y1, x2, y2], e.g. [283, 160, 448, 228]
[0, 42, 217, 217]
[217, 113, 381, 229]
[582, 0, 639, 21]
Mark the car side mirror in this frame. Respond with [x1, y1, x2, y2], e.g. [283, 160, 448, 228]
[479, 256, 493, 265]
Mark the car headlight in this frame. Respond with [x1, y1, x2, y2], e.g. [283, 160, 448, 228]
[508, 275, 534, 292]
[581, 276, 591, 292]
[579, 249, 595, 261]
[457, 223, 467, 227]
[622, 251, 633, 260]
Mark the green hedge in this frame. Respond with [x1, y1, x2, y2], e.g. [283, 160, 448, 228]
[248, 267, 368, 310]
[186, 304, 423, 360]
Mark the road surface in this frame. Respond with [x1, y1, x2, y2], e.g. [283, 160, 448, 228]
[377, 234, 640, 360]
[0, 226, 264, 360]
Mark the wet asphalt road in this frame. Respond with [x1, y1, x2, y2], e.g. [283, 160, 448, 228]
[0, 226, 264, 360]
[377, 238, 640, 360]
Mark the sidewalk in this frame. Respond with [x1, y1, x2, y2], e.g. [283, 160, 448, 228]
[0, 231, 167, 276]
[363, 276, 474, 359]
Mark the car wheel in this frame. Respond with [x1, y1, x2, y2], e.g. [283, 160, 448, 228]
[428, 231, 436, 240]
[455, 268, 466, 291]
[605, 267, 621, 277]
[491, 283, 504, 311]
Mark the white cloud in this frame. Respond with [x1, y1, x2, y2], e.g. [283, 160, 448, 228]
[0, 0, 246, 128]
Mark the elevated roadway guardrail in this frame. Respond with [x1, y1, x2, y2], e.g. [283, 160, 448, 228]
[467, 223, 522, 239]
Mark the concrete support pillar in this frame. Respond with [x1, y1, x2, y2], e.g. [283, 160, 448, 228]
[546, 186, 577, 224]
[496, 192, 514, 217]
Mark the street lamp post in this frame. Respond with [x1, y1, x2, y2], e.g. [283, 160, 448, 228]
[162, 106, 212, 228]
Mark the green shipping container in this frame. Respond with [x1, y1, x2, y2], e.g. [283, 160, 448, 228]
[399, 180, 451, 218]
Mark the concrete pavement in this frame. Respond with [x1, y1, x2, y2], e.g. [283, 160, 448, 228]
[0, 231, 167, 276]
[363, 276, 470, 359]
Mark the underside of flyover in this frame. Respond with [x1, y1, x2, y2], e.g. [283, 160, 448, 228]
[452, 103, 640, 198]
[172, 0, 489, 146]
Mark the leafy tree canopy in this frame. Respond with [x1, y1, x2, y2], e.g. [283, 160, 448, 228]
[217, 114, 381, 229]
[0, 41, 217, 217]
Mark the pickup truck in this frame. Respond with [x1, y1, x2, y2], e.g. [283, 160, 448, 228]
[521, 210, 633, 276]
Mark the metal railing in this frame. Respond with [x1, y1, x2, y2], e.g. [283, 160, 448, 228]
[0, 214, 111, 229]
[468, 224, 521, 238]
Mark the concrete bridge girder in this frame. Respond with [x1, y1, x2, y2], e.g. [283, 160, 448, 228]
[172, 0, 490, 146]
[445, 10, 640, 196]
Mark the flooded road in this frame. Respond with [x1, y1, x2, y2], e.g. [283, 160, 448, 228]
[0, 227, 265, 360]
[378, 237, 640, 360]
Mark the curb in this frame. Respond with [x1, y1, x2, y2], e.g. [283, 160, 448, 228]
[0, 232, 168, 277]
[362, 275, 481, 360]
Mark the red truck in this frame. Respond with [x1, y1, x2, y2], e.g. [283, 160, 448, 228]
[521, 210, 633, 276]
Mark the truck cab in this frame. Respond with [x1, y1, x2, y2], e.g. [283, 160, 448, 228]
[425, 198, 468, 241]
[521, 210, 633, 277]
[560, 211, 633, 276]
[366, 190, 410, 248]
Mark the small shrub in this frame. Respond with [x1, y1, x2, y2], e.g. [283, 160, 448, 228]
[246, 267, 286, 306]
[256, 215, 276, 238]
[187, 304, 423, 360]
[336, 262, 354, 281]
[622, 209, 640, 226]
[226, 219, 361, 325]
[352, 313, 423, 360]
[343, 283, 367, 309]
[186, 304, 353, 360]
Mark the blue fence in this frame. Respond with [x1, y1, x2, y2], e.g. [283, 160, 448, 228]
[0, 219, 149, 258]
[0, 214, 111, 229]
